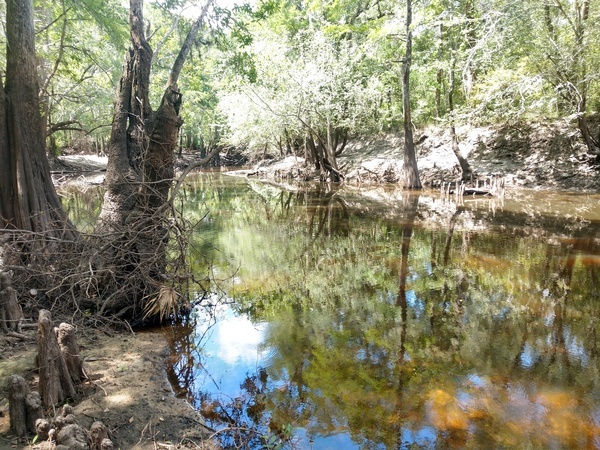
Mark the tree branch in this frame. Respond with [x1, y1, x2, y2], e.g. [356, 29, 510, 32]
[46, 120, 85, 137]
[167, 0, 213, 88]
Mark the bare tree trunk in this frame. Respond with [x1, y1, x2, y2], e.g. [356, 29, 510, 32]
[0, 271, 23, 333]
[574, 0, 597, 155]
[333, 129, 348, 157]
[577, 103, 598, 156]
[449, 56, 473, 180]
[90, 421, 113, 450]
[306, 133, 321, 170]
[435, 23, 444, 118]
[0, 0, 77, 242]
[56, 323, 85, 384]
[92, 0, 211, 319]
[284, 128, 292, 155]
[401, 0, 422, 190]
[96, 0, 152, 232]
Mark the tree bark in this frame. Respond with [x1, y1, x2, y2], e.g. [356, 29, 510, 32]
[92, 0, 211, 319]
[90, 421, 113, 450]
[0, 0, 77, 242]
[37, 310, 77, 407]
[56, 323, 86, 384]
[0, 270, 23, 333]
[7, 374, 44, 437]
[401, 0, 422, 190]
[96, 0, 152, 232]
[0, 77, 13, 227]
[449, 55, 473, 180]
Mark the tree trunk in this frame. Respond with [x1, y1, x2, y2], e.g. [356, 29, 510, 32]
[401, 0, 422, 190]
[306, 133, 321, 170]
[435, 23, 444, 118]
[0, 271, 23, 333]
[333, 129, 348, 157]
[284, 128, 292, 155]
[578, 113, 598, 155]
[449, 55, 473, 180]
[90, 421, 113, 450]
[56, 323, 86, 384]
[573, 0, 596, 155]
[92, 0, 209, 319]
[96, 0, 152, 232]
[0, 0, 77, 243]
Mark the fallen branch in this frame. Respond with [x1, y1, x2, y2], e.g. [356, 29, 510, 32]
[5, 331, 27, 340]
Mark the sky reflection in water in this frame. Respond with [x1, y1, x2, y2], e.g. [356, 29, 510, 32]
[166, 174, 600, 449]
[196, 305, 269, 394]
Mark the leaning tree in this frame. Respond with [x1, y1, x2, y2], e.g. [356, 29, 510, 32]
[1, 0, 215, 323]
[401, 0, 422, 190]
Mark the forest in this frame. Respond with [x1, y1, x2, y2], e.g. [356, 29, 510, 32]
[6, 0, 600, 178]
[1, 0, 600, 448]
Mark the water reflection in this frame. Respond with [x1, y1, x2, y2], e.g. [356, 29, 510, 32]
[131, 174, 600, 448]
[161, 175, 600, 449]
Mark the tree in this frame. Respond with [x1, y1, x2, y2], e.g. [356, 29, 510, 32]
[440, 1, 474, 179]
[36, 0, 127, 157]
[0, 0, 77, 243]
[218, 27, 383, 181]
[401, 0, 421, 189]
[91, 0, 212, 318]
[539, 0, 598, 155]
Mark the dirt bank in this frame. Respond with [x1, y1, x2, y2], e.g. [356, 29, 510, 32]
[0, 325, 215, 450]
[243, 120, 600, 191]
[50, 119, 600, 192]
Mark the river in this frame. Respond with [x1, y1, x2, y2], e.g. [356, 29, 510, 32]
[138, 172, 600, 449]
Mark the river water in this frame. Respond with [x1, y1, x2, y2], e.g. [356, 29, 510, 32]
[151, 173, 600, 449]
[64, 172, 600, 449]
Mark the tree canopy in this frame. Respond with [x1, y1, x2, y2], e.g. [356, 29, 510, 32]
[1, 0, 594, 163]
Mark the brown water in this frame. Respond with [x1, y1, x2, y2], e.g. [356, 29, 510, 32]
[157, 174, 600, 449]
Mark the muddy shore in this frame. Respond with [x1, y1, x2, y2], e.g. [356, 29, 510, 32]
[0, 327, 216, 450]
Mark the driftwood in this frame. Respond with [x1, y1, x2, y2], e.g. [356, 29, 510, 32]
[56, 322, 85, 383]
[37, 309, 77, 407]
[6, 374, 44, 437]
[0, 270, 23, 333]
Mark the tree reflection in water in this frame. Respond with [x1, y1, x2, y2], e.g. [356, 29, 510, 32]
[164, 174, 600, 449]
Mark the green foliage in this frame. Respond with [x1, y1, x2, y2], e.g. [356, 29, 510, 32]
[9, 0, 600, 155]
[30, 0, 128, 151]
[217, 26, 384, 157]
